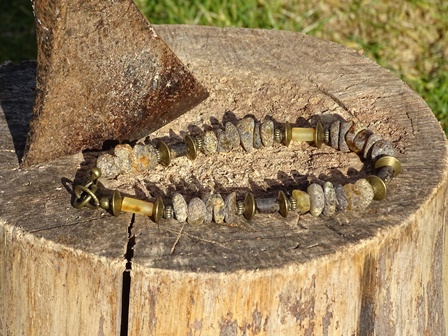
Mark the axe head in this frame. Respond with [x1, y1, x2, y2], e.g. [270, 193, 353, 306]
[22, 0, 208, 167]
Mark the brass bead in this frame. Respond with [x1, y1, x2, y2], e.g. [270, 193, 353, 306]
[314, 121, 324, 148]
[152, 196, 164, 223]
[163, 204, 173, 219]
[277, 190, 289, 218]
[184, 135, 198, 160]
[110, 190, 123, 217]
[100, 197, 110, 210]
[244, 192, 256, 220]
[282, 122, 293, 146]
[374, 156, 402, 177]
[90, 167, 102, 180]
[274, 128, 283, 143]
[156, 141, 171, 166]
[289, 196, 298, 211]
[366, 175, 387, 201]
[237, 201, 245, 215]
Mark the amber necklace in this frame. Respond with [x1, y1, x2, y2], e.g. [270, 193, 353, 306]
[72, 115, 402, 226]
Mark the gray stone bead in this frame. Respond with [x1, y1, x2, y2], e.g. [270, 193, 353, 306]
[330, 120, 340, 150]
[217, 122, 240, 153]
[363, 133, 382, 159]
[353, 129, 372, 153]
[307, 183, 325, 217]
[339, 121, 352, 153]
[203, 130, 218, 155]
[237, 117, 255, 152]
[334, 184, 349, 212]
[322, 181, 337, 217]
[253, 122, 263, 149]
[370, 139, 396, 161]
[202, 193, 213, 223]
[133, 143, 158, 171]
[224, 192, 238, 223]
[97, 153, 120, 178]
[172, 193, 188, 222]
[114, 144, 136, 174]
[226, 122, 241, 148]
[210, 193, 226, 224]
[260, 119, 275, 147]
[188, 197, 207, 226]
[217, 129, 231, 153]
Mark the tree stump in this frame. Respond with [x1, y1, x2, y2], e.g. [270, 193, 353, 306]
[1, 25, 447, 335]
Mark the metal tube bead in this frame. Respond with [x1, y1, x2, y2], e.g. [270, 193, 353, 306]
[255, 197, 279, 213]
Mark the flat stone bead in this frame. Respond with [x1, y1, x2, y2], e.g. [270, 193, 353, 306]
[210, 193, 226, 223]
[133, 143, 158, 172]
[172, 193, 188, 222]
[334, 184, 349, 212]
[353, 129, 372, 153]
[203, 130, 218, 155]
[237, 117, 255, 152]
[330, 120, 340, 150]
[114, 143, 135, 174]
[307, 183, 325, 217]
[202, 193, 213, 223]
[363, 133, 383, 159]
[217, 129, 233, 153]
[224, 192, 238, 223]
[345, 123, 365, 153]
[253, 121, 263, 149]
[322, 182, 337, 217]
[370, 139, 396, 161]
[97, 153, 120, 178]
[188, 197, 207, 226]
[292, 190, 311, 214]
[343, 178, 374, 210]
[260, 119, 275, 147]
[339, 121, 352, 153]
[217, 122, 240, 153]
[226, 122, 241, 148]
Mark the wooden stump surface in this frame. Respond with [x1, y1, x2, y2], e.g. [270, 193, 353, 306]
[1, 25, 447, 335]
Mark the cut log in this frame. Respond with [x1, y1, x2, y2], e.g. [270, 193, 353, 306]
[1, 25, 447, 335]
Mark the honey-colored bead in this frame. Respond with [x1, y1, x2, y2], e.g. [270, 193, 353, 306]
[292, 189, 311, 214]
[121, 196, 154, 216]
[109, 190, 163, 223]
[284, 121, 324, 148]
[343, 179, 374, 210]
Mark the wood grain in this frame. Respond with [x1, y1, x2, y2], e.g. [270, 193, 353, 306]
[1, 25, 447, 335]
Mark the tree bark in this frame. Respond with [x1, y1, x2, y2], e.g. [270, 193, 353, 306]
[1, 25, 447, 335]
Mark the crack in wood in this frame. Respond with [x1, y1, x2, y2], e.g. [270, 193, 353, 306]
[120, 214, 135, 336]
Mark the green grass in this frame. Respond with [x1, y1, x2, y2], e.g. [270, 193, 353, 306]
[2, 0, 447, 134]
